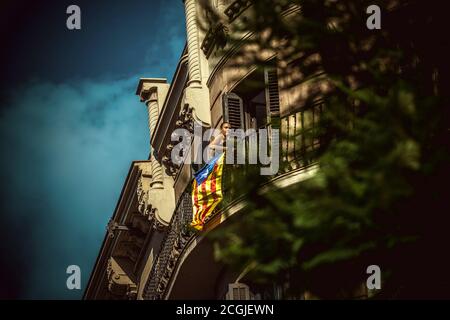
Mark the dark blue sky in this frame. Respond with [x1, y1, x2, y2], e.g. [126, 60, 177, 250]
[0, 0, 186, 299]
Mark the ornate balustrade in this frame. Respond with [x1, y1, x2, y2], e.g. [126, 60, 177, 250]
[142, 190, 194, 299]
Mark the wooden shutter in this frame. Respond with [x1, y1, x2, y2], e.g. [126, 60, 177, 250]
[263, 68, 281, 168]
[222, 92, 244, 129]
[264, 67, 281, 123]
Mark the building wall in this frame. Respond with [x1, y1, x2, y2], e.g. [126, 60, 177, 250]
[85, 1, 331, 300]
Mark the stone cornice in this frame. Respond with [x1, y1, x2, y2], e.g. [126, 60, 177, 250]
[136, 78, 167, 100]
[84, 161, 157, 299]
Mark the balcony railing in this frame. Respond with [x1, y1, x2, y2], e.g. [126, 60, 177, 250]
[211, 101, 325, 221]
[280, 101, 324, 172]
[142, 190, 194, 300]
[142, 103, 325, 299]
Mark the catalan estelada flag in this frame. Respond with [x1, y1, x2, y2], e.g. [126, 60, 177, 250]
[191, 153, 225, 230]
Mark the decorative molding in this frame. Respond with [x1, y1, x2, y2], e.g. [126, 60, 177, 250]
[152, 209, 168, 232]
[136, 176, 148, 216]
[139, 86, 156, 103]
[224, 0, 253, 22]
[224, 0, 299, 22]
[161, 103, 194, 177]
[136, 169, 171, 231]
[176, 103, 195, 133]
[201, 22, 229, 58]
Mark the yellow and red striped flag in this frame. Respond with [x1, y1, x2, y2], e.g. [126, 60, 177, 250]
[191, 153, 225, 230]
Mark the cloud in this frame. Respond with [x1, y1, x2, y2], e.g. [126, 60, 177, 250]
[142, 4, 186, 79]
[0, 76, 149, 299]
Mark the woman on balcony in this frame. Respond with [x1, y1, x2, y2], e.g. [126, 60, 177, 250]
[207, 121, 230, 160]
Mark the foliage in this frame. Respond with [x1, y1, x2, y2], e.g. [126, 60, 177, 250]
[203, 0, 449, 298]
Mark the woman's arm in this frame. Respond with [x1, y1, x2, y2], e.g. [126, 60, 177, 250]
[208, 135, 227, 151]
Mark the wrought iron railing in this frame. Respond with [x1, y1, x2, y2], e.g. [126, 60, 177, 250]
[279, 101, 324, 172]
[142, 103, 325, 299]
[142, 190, 194, 300]
[210, 101, 325, 221]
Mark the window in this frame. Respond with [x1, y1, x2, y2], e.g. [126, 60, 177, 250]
[222, 66, 280, 131]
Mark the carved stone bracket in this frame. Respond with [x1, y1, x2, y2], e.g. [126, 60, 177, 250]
[136, 176, 149, 217]
[135, 168, 171, 233]
[140, 198, 169, 232]
[177, 103, 195, 133]
[162, 104, 194, 177]
[152, 210, 168, 232]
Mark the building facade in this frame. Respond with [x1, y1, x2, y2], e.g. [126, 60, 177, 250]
[84, 0, 350, 300]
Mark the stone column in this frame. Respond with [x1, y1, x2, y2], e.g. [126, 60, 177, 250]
[144, 89, 163, 189]
[136, 78, 169, 189]
[184, 0, 202, 87]
[136, 78, 174, 227]
[183, 0, 211, 127]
